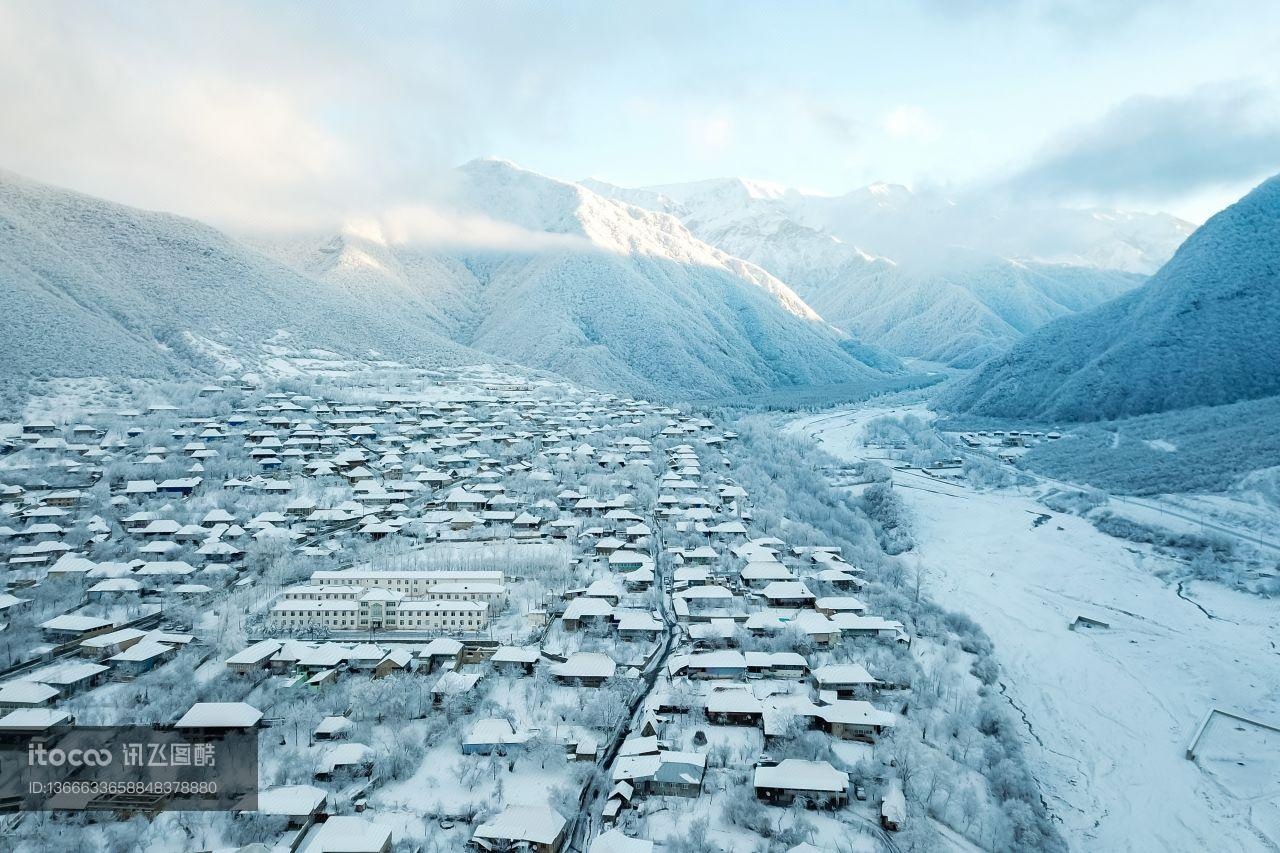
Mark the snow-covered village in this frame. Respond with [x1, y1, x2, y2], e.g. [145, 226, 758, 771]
[3, 3, 1280, 852]
[0, 366, 1021, 853]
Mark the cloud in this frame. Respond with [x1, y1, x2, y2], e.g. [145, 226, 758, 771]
[366, 206, 594, 253]
[0, 2, 673, 230]
[910, 0, 1180, 36]
[804, 103, 864, 145]
[690, 114, 734, 155]
[1009, 82, 1280, 204]
[882, 106, 937, 141]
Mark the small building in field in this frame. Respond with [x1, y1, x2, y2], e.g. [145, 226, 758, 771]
[80, 627, 148, 659]
[490, 645, 540, 675]
[745, 651, 808, 679]
[315, 743, 375, 780]
[251, 784, 328, 829]
[226, 639, 281, 675]
[811, 663, 881, 698]
[0, 682, 59, 710]
[174, 701, 263, 737]
[472, 804, 568, 853]
[109, 640, 179, 678]
[611, 750, 706, 798]
[550, 653, 616, 687]
[39, 614, 114, 642]
[313, 716, 352, 741]
[754, 759, 849, 807]
[298, 814, 392, 853]
[704, 689, 764, 726]
[462, 718, 529, 755]
[667, 650, 746, 680]
[0, 708, 74, 742]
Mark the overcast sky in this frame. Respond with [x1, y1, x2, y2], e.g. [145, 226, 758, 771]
[2, 0, 1278, 229]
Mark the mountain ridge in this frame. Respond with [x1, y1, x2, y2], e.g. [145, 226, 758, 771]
[253, 159, 899, 399]
[586, 175, 1161, 366]
[940, 172, 1280, 421]
[0, 160, 909, 401]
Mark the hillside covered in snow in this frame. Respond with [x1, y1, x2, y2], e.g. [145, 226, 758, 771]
[0, 169, 476, 385]
[586, 176, 1181, 366]
[255, 159, 899, 399]
[941, 172, 1280, 422]
[0, 163, 903, 402]
[791, 252, 1142, 368]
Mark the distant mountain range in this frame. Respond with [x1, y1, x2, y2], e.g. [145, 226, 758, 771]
[0, 162, 896, 399]
[2, 159, 1215, 405]
[586, 176, 1188, 367]
[585, 175, 1191, 275]
[940, 173, 1280, 422]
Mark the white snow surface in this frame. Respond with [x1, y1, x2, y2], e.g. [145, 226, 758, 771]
[1, 161, 893, 400]
[792, 405, 1280, 853]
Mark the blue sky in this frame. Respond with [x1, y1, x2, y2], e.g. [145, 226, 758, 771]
[1, 1, 1277, 227]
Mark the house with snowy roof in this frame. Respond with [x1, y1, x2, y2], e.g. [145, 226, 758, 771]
[550, 653, 616, 687]
[298, 814, 391, 853]
[472, 804, 568, 853]
[174, 701, 263, 736]
[753, 758, 849, 807]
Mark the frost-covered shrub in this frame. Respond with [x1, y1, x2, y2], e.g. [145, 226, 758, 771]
[1039, 488, 1107, 515]
[1091, 512, 1233, 557]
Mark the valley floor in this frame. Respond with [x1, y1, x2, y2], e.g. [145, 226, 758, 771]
[790, 407, 1280, 853]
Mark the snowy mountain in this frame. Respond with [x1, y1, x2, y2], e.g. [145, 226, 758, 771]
[0, 162, 901, 400]
[940, 173, 1280, 422]
[584, 177, 1171, 366]
[256, 159, 899, 399]
[799, 254, 1143, 368]
[0, 169, 475, 384]
[583, 177, 873, 289]
[599, 176, 1192, 276]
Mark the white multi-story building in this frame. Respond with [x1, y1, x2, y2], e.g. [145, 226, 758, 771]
[272, 587, 488, 632]
[272, 568, 505, 632]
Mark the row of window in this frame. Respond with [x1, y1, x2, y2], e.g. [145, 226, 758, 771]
[275, 608, 481, 618]
[273, 615, 483, 628]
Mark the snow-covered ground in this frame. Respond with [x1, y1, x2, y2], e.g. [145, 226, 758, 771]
[790, 406, 1280, 853]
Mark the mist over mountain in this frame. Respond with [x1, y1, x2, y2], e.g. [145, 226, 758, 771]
[1, 156, 1215, 409]
[589, 176, 1192, 274]
[584, 176, 1181, 365]
[799, 253, 1143, 368]
[940, 172, 1280, 421]
[255, 159, 898, 399]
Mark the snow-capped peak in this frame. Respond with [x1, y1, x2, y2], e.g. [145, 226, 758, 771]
[865, 181, 911, 200]
[449, 160, 829, 323]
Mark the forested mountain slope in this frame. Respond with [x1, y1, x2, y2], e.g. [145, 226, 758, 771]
[942, 173, 1280, 421]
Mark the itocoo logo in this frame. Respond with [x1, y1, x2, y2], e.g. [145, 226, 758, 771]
[28, 743, 113, 767]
